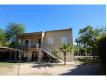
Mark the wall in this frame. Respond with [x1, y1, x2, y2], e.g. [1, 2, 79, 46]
[43, 29, 74, 62]
[43, 29, 73, 50]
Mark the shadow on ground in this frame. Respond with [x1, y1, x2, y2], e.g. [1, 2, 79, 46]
[32, 64, 54, 68]
[60, 63, 102, 75]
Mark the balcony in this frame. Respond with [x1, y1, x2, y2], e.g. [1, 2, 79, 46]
[17, 43, 41, 50]
[16, 45, 29, 49]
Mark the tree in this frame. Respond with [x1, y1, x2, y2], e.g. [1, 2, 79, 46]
[96, 31, 106, 74]
[73, 45, 79, 56]
[96, 29, 106, 75]
[52, 49, 60, 59]
[60, 44, 73, 65]
[76, 25, 105, 56]
[5, 23, 25, 47]
[0, 28, 9, 47]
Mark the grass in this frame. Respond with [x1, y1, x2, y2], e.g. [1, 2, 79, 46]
[77, 57, 99, 65]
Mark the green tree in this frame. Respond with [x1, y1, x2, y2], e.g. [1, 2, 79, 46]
[5, 23, 25, 47]
[96, 30, 106, 74]
[97, 34, 106, 74]
[60, 44, 73, 65]
[76, 25, 105, 56]
[52, 49, 60, 59]
[0, 28, 9, 47]
[73, 45, 79, 56]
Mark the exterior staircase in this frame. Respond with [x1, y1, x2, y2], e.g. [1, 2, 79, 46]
[42, 48, 63, 63]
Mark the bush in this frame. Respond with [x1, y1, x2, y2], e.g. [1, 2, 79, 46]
[97, 36, 106, 74]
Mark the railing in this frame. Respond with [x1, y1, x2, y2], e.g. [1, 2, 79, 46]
[15, 45, 29, 49]
[16, 44, 41, 49]
[42, 48, 64, 63]
[31, 45, 38, 48]
[16, 45, 29, 49]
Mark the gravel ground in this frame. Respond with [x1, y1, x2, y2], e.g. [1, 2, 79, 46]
[0, 62, 101, 75]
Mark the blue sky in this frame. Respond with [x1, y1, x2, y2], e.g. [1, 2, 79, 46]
[0, 5, 106, 43]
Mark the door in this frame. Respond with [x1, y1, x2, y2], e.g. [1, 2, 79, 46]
[32, 51, 38, 62]
[25, 40, 29, 48]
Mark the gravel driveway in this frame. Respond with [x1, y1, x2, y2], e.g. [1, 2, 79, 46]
[0, 62, 101, 75]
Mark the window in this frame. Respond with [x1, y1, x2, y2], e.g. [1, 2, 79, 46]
[18, 39, 22, 44]
[48, 36, 53, 44]
[61, 36, 67, 44]
[25, 40, 29, 45]
[24, 40, 30, 47]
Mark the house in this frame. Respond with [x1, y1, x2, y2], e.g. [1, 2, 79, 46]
[17, 28, 74, 62]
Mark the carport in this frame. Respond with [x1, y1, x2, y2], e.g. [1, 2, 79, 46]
[0, 47, 22, 62]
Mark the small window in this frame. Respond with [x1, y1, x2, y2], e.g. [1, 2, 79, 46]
[48, 36, 53, 44]
[61, 36, 67, 44]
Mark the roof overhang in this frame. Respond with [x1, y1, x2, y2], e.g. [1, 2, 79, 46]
[0, 47, 21, 52]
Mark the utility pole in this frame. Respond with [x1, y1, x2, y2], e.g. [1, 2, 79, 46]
[18, 50, 21, 76]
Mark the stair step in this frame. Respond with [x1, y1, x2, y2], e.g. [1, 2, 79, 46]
[42, 48, 63, 63]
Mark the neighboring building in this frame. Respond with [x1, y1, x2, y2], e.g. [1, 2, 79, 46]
[17, 28, 74, 62]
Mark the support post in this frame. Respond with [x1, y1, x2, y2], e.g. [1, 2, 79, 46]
[38, 49, 42, 63]
[18, 50, 21, 76]
[27, 51, 31, 61]
[14, 52, 17, 61]
[9, 52, 12, 62]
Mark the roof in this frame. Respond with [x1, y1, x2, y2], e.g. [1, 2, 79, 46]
[17, 28, 72, 36]
[45, 28, 72, 33]
[0, 46, 21, 52]
[17, 31, 42, 36]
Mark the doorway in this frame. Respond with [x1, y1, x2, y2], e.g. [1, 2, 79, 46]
[25, 40, 29, 48]
[31, 51, 38, 62]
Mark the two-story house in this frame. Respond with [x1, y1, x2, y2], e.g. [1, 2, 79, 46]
[17, 28, 74, 63]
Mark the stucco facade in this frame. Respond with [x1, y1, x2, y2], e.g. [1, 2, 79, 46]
[17, 28, 74, 62]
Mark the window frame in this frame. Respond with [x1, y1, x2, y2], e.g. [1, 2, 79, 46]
[61, 36, 68, 44]
[47, 36, 53, 44]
